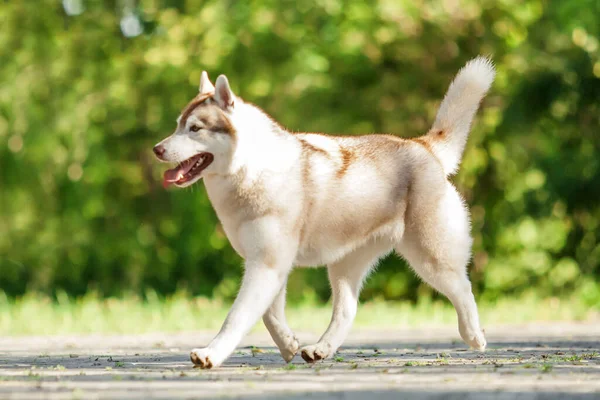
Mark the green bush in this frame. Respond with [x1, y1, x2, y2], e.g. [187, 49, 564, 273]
[0, 0, 598, 306]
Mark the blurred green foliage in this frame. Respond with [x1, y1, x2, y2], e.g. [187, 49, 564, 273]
[0, 0, 599, 306]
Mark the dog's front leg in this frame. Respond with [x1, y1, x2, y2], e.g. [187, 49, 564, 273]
[263, 279, 299, 362]
[190, 257, 292, 369]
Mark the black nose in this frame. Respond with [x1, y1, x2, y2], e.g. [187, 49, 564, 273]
[153, 145, 165, 158]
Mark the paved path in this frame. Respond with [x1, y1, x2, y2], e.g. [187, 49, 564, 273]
[1, 323, 599, 399]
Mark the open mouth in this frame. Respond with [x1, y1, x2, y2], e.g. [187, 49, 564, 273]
[162, 153, 214, 188]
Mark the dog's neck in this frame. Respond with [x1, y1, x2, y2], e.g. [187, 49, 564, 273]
[221, 102, 297, 181]
[202, 102, 301, 226]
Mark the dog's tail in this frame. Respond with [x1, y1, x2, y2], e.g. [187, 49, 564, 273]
[422, 56, 495, 176]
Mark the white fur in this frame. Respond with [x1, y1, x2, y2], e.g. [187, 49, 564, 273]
[428, 56, 495, 175]
[155, 58, 494, 369]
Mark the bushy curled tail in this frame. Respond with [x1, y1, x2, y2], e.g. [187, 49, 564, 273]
[424, 56, 495, 176]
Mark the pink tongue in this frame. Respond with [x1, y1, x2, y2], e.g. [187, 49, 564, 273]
[162, 158, 198, 188]
[162, 167, 184, 188]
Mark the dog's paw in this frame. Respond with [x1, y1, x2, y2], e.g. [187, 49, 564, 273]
[279, 335, 300, 363]
[300, 343, 332, 363]
[190, 348, 218, 369]
[462, 329, 487, 352]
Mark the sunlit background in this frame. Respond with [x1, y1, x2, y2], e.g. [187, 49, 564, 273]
[0, 0, 599, 333]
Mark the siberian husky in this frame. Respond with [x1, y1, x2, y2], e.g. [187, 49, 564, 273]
[153, 57, 495, 368]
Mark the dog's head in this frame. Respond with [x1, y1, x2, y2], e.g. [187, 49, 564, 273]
[153, 72, 237, 188]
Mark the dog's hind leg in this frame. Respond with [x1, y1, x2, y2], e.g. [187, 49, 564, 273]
[396, 183, 486, 351]
[398, 244, 486, 350]
[300, 240, 392, 363]
[263, 279, 299, 362]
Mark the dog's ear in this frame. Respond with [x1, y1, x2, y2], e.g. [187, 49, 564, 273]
[199, 71, 215, 95]
[214, 75, 235, 110]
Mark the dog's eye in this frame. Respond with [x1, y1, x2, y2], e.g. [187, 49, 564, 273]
[190, 125, 201, 132]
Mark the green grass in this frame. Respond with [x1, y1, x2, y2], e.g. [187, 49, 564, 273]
[540, 363, 553, 373]
[0, 291, 597, 336]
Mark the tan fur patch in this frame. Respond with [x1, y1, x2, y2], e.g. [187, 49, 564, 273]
[180, 93, 236, 138]
[180, 93, 213, 126]
[409, 135, 446, 171]
[409, 137, 433, 152]
[195, 106, 236, 137]
[298, 138, 330, 158]
[336, 147, 355, 178]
